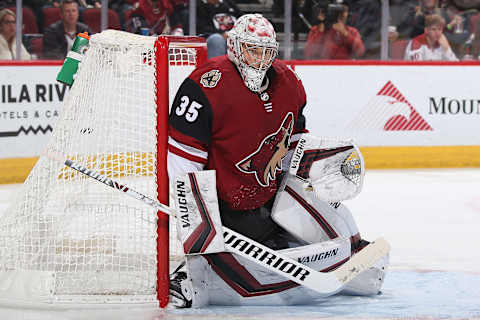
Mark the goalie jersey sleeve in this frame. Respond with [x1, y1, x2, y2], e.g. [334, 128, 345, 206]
[169, 55, 307, 211]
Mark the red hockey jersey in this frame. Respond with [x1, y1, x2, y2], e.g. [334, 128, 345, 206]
[168, 56, 307, 210]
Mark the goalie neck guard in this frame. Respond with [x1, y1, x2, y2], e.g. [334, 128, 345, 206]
[227, 14, 279, 93]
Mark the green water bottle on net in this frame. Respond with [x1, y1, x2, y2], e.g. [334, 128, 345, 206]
[56, 32, 90, 86]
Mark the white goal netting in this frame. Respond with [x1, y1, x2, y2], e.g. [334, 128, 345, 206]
[0, 30, 204, 308]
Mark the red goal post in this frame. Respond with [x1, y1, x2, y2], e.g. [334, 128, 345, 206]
[155, 35, 208, 307]
[0, 31, 207, 309]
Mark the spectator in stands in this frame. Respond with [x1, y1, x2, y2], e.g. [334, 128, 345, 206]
[42, 0, 101, 9]
[449, 0, 480, 10]
[43, 0, 91, 59]
[440, 0, 474, 57]
[126, 0, 173, 35]
[24, 0, 48, 28]
[304, 3, 364, 60]
[0, 0, 14, 10]
[0, 9, 32, 60]
[301, 0, 327, 27]
[389, 0, 418, 40]
[404, 0, 443, 39]
[346, 0, 380, 59]
[303, 3, 326, 58]
[77, 0, 102, 8]
[473, 16, 480, 58]
[109, 0, 135, 31]
[197, 0, 241, 59]
[43, 0, 61, 8]
[169, 0, 189, 35]
[404, 13, 458, 60]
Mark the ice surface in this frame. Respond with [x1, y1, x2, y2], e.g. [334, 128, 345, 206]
[0, 169, 479, 319]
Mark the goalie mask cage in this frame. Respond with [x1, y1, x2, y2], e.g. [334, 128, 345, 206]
[0, 30, 207, 308]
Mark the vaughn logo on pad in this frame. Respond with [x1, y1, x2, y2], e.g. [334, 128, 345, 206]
[347, 81, 433, 131]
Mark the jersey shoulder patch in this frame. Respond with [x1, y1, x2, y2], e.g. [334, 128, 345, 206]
[200, 69, 222, 88]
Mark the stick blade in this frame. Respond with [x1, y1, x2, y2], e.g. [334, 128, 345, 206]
[334, 237, 390, 285]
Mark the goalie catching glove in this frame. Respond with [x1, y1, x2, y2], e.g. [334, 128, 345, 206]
[289, 134, 365, 202]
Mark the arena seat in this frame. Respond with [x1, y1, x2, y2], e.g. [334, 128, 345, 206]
[42, 7, 62, 30]
[30, 35, 44, 59]
[81, 8, 121, 34]
[7, 6, 38, 34]
[390, 39, 409, 60]
[124, 8, 134, 22]
[469, 13, 480, 34]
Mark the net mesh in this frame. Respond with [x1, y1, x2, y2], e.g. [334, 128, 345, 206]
[0, 30, 202, 306]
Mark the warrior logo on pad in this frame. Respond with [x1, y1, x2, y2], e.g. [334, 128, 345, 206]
[236, 113, 294, 187]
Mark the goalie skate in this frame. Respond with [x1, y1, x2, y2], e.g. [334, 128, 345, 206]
[169, 267, 193, 308]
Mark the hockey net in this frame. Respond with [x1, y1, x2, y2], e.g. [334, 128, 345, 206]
[0, 30, 207, 308]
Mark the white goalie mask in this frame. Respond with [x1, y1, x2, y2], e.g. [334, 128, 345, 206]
[227, 14, 279, 93]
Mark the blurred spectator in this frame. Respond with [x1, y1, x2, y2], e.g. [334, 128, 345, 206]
[441, 0, 475, 57]
[301, 0, 325, 26]
[169, 0, 189, 35]
[126, 0, 173, 35]
[303, 3, 326, 57]
[0, 8, 31, 60]
[23, 0, 48, 29]
[449, 0, 480, 10]
[77, 0, 102, 8]
[404, 13, 458, 60]
[304, 3, 364, 59]
[346, 0, 380, 59]
[43, 0, 91, 59]
[109, 0, 135, 30]
[389, 0, 442, 59]
[197, 0, 241, 58]
[406, 0, 442, 39]
[273, 0, 310, 36]
[41, 0, 101, 9]
[473, 15, 480, 58]
[45, 0, 62, 8]
[0, 0, 14, 10]
[390, 0, 418, 39]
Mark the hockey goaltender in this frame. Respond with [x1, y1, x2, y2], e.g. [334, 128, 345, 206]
[166, 13, 390, 307]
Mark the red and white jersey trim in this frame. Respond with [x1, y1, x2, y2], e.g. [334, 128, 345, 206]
[168, 137, 208, 164]
[167, 152, 204, 182]
[404, 35, 458, 61]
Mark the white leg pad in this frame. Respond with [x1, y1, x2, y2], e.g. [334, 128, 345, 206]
[184, 256, 211, 307]
[173, 170, 226, 255]
[280, 237, 351, 271]
[272, 175, 359, 244]
[186, 239, 351, 306]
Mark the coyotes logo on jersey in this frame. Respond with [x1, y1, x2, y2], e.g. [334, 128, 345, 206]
[236, 113, 294, 187]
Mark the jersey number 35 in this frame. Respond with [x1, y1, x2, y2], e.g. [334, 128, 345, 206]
[175, 96, 203, 122]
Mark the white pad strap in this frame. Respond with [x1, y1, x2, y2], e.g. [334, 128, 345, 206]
[290, 134, 365, 202]
[173, 170, 226, 255]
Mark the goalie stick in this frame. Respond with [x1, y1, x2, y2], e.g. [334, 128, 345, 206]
[64, 158, 390, 297]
